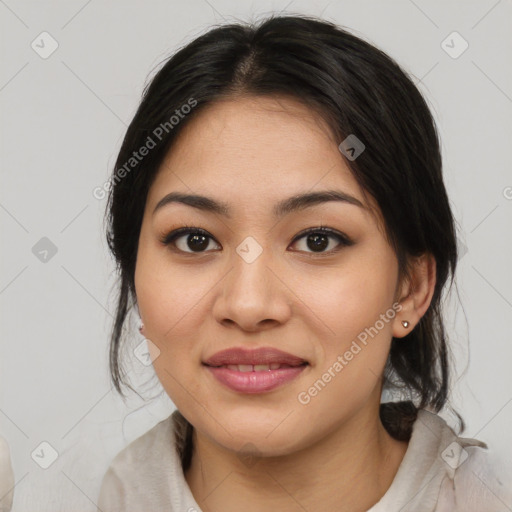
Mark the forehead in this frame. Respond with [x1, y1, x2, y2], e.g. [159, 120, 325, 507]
[147, 95, 372, 215]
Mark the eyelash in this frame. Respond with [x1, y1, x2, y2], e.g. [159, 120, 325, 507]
[159, 224, 354, 257]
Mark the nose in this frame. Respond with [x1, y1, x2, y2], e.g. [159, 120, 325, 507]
[212, 244, 292, 332]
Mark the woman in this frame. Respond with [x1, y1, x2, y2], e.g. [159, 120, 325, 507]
[97, 14, 511, 511]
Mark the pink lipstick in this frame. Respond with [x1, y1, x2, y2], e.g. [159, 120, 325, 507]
[203, 347, 308, 393]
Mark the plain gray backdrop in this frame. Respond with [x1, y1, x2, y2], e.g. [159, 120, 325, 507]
[1, 0, 511, 510]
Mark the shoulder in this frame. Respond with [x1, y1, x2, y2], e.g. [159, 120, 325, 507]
[416, 409, 512, 511]
[437, 442, 512, 511]
[108, 413, 175, 470]
[0, 436, 14, 512]
[371, 408, 512, 512]
[97, 412, 177, 511]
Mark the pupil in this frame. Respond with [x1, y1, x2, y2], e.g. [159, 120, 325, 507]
[308, 233, 328, 252]
[188, 234, 208, 251]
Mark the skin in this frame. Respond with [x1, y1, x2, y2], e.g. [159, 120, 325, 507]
[134, 95, 437, 512]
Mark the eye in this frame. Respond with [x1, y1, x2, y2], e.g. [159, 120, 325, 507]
[160, 225, 220, 254]
[160, 225, 353, 255]
[289, 226, 353, 255]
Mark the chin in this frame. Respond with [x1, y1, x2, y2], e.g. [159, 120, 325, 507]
[201, 413, 308, 458]
[222, 432, 301, 460]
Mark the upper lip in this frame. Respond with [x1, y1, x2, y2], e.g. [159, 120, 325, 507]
[203, 347, 308, 367]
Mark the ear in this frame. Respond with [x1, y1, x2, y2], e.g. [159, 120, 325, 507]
[392, 253, 436, 338]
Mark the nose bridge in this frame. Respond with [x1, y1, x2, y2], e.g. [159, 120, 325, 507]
[213, 235, 290, 329]
[229, 235, 274, 303]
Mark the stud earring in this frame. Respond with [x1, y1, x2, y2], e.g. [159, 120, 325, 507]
[139, 322, 144, 333]
[401, 320, 410, 328]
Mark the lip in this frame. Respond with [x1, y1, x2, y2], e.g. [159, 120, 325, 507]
[202, 347, 308, 394]
[204, 364, 308, 393]
[203, 347, 307, 367]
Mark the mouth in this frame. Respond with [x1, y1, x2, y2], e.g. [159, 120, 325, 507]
[202, 346, 308, 368]
[203, 362, 308, 371]
[202, 346, 309, 393]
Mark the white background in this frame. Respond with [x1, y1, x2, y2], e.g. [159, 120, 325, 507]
[1, 0, 511, 510]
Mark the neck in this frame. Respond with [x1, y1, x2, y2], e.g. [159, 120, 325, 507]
[184, 404, 409, 512]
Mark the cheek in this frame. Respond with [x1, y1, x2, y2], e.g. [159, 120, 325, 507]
[135, 237, 206, 332]
[297, 251, 398, 347]
[135, 254, 208, 407]
[134, 247, 217, 393]
[294, 253, 398, 415]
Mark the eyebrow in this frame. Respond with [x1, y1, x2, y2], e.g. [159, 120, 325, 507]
[152, 189, 365, 218]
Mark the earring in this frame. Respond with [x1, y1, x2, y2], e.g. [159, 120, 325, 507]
[401, 320, 410, 328]
[139, 321, 144, 333]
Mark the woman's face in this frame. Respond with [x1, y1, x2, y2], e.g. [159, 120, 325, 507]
[135, 95, 404, 456]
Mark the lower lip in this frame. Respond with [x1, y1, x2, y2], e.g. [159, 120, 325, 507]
[204, 364, 308, 393]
